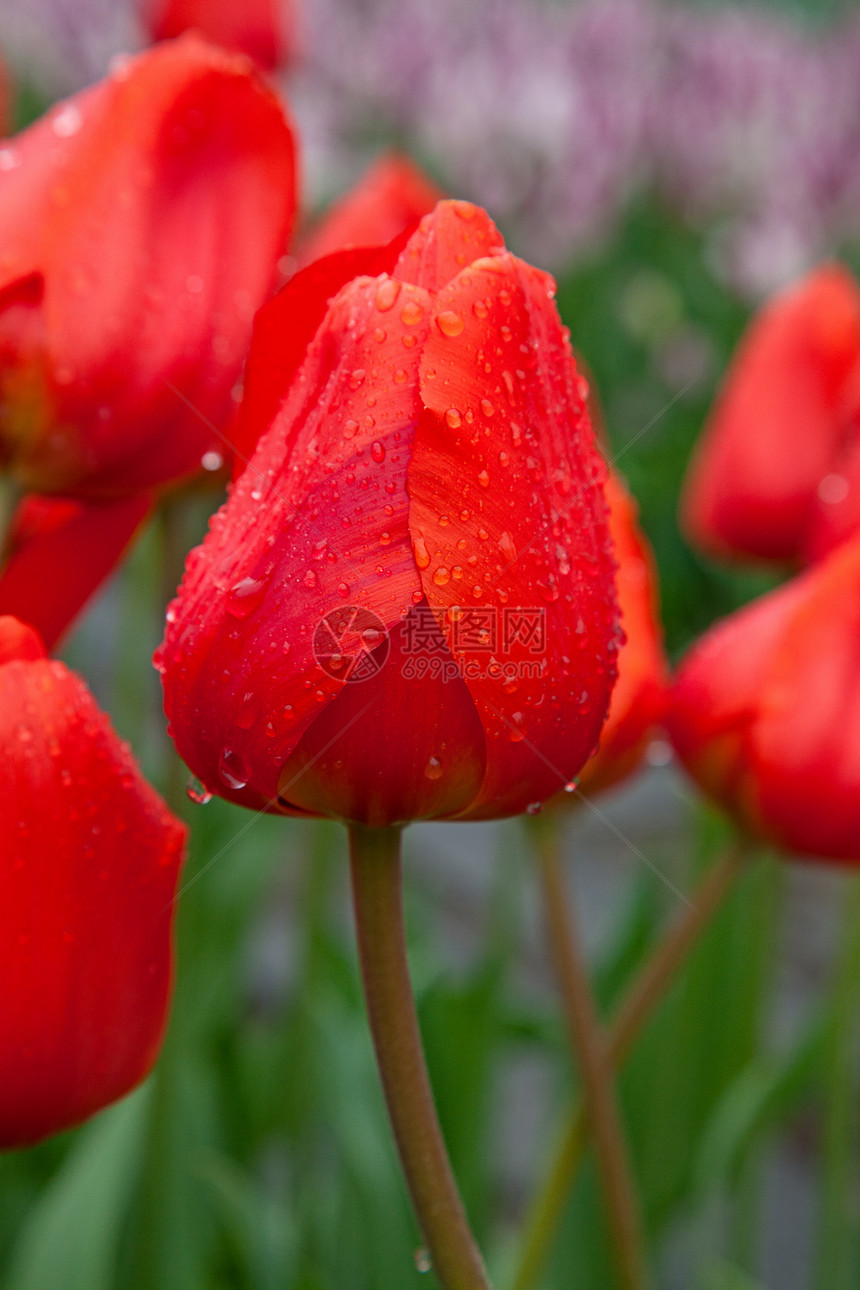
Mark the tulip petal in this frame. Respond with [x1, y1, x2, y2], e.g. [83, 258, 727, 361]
[0, 649, 186, 1147]
[409, 252, 618, 818]
[751, 536, 860, 859]
[681, 264, 860, 563]
[394, 200, 506, 294]
[0, 493, 152, 649]
[278, 604, 485, 825]
[577, 472, 667, 797]
[232, 236, 412, 469]
[160, 275, 430, 810]
[0, 37, 297, 495]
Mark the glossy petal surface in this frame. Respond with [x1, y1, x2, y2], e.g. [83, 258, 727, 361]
[409, 252, 617, 817]
[0, 623, 186, 1146]
[682, 265, 860, 563]
[0, 37, 297, 496]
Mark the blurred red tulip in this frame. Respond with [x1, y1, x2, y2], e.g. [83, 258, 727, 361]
[681, 264, 860, 564]
[0, 36, 297, 498]
[577, 472, 667, 798]
[298, 153, 444, 267]
[666, 533, 860, 861]
[0, 616, 186, 1147]
[0, 492, 153, 649]
[159, 201, 619, 826]
[146, 0, 296, 71]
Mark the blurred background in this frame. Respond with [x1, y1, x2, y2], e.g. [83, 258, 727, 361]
[2, 1, 859, 1287]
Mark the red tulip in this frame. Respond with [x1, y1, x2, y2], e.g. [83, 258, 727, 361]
[681, 264, 860, 564]
[146, 0, 296, 71]
[0, 616, 186, 1147]
[0, 36, 297, 498]
[666, 533, 860, 861]
[0, 492, 153, 649]
[158, 200, 619, 826]
[576, 472, 667, 798]
[299, 152, 444, 267]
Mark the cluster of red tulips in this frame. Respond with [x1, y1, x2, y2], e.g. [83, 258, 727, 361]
[1, 9, 857, 1290]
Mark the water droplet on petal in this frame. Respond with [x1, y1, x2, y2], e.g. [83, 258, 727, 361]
[375, 278, 401, 312]
[227, 576, 266, 618]
[424, 757, 443, 780]
[481, 398, 495, 417]
[446, 408, 462, 429]
[219, 748, 249, 791]
[52, 104, 82, 137]
[371, 441, 386, 463]
[433, 566, 451, 586]
[413, 535, 431, 569]
[477, 470, 490, 488]
[186, 776, 212, 805]
[437, 310, 464, 338]
[400, 299, 424, 326]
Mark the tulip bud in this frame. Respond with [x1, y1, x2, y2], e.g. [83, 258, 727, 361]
[681, 265, 860, 563]
[159, 201, 620, 826]
[146, 0, 297, 70]
[0, 617, 186, 1147]
[576, 472, 667, 798]
[0, 36, 297, 497]
[666, 533, 860, 861]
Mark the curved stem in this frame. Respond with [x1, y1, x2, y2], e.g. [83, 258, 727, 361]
[531, 815, 648, 1290]
[513, 838, 747, 1290]
[815, 872, 860, 1288]
[348, 824, 493, 1290]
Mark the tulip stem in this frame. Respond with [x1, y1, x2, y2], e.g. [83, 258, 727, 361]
[0, 475, 21, 568]
[814, 872, 860, 1288]
[529, 814, 648, 1290]
[512, 837, 748, 1290]
[348, 824, 493, 1290]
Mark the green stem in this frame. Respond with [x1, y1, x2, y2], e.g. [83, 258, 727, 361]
[348, 824, 493, 1290]
[0, 474, 22, 569]
[530, 815, 648, 1290]
[512, 839, 747, 1290]
[815, 873, 860, 1288]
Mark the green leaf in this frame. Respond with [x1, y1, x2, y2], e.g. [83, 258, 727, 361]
[4, 1088, 148, 1290]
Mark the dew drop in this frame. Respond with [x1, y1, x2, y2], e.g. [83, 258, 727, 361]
[379, 531, 392, 545]
[509, 713, 526, 742]
[481, 398, 495, 417]
[424, 756, 443, 780]
[52, 104, 82, 137]
[303, 569, 318, 589]
[343, 418, 359, 439]
[371, 440, 386, 463]
[337, 581, 350, 598]
[413, 535, 431, 569]
[393, 368, 409, 384]
[472, 299, 489, 319]
[446, 408, 462, 429]
[414, 1248, 432, 1274]
[219, 748, 249, 791]
[437, 310, 464, 338]
[226, 576, 266, 618]
[400, 299, 424, 326]
[433, 566, 451, 586]
[477, 470, 490, 488]
[186, 776, 212, 805]
[375, 278, 401, 312]
[348, 368, 366, 391]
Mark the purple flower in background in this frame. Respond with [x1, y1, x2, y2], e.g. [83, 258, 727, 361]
[4, 0, 860, 297]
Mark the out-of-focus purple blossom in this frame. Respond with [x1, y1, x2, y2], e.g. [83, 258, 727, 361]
[4, 0, 860, 298]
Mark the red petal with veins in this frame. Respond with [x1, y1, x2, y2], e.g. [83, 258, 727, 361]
[409, 252, 618, 818]
[0, 622, 186, 1146]
[160, 275, 429, 811]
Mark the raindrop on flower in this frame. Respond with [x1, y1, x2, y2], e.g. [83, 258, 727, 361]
[186, 776, 212, 805]
[219, 748, 249, 791]
[436, 310, 464, 338]
[424, 757, 443, 780]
